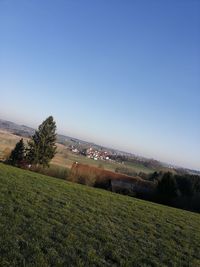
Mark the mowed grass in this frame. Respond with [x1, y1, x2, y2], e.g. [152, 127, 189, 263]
[0, 164, 200, 267]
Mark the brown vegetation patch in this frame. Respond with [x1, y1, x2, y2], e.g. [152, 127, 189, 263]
[70, 163, 156, 195]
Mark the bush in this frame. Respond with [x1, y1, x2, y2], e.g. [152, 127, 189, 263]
[69, 170, 97, 187]
[115, 167, 137, 177]
[31, 164, 70, 180]
[94, 178, 111, 190]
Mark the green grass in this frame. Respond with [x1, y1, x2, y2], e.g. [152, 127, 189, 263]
[0, 163, 199, 267]
[63, 151, 154, 174]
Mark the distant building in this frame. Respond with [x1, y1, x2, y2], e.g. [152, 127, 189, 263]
[72, 148, 79, 153]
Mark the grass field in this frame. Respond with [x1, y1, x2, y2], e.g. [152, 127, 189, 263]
[0, 163, 199, 266]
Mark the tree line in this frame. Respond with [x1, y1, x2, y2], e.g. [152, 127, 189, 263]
[147, 171, 200, 212]
[115, 166, 200, 212]
[7, 116, 57, 168]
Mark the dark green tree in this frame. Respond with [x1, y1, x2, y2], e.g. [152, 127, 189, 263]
[26, 116, 57, 168]
[149, 171, 160, 182]
[157, 172, 178, 201]
[8, 138, 25, 167]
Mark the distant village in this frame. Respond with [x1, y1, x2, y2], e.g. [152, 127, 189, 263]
[68, 144, 172, 172]
[70, 146, 111, 161]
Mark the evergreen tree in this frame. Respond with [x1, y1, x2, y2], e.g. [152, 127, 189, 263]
[26, 116, 57, 167]
[157, 172, 178, 200]
[8, 138, 25, 167]
[149, 171, 160, 182]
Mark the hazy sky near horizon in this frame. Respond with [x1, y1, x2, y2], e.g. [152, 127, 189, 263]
[0, 0, 200, 170]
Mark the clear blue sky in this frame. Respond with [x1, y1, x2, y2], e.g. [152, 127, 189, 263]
[0, 0, 200, 170]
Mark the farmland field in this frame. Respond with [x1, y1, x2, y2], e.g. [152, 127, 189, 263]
[0, 163, 199, 266]
[0, 130, 154, 174]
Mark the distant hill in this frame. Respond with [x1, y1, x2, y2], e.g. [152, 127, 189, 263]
[0, 119, 87, 146]
[0, 119, 131, 153]
[0, 119, 35, 137]
[0, 118, 123, 158]
[0, 118, 199, 175]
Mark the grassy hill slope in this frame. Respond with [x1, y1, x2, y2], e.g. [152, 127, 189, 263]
[0, 163, 199, 267]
